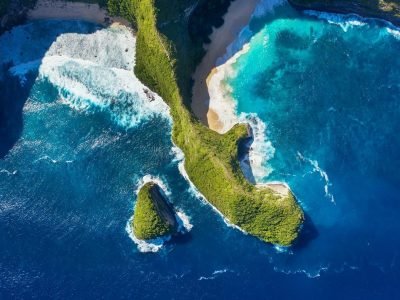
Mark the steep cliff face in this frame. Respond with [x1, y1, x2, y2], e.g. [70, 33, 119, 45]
[132, 182, 178, 240]
[0, 0, 38, 33]
[129, 0, 305, 246]
[289, 0, 400, 26]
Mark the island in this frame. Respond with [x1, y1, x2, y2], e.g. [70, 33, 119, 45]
[132, 182, 178, 240]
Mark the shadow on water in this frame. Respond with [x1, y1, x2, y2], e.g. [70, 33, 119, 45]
[292, 213, 319, 250]
[171, 232, 193, 245]
[237, 127, 256, 184]
[0, 20, 103, 159]
[238, 130, 318, 250]
[0, 63, 36, 158]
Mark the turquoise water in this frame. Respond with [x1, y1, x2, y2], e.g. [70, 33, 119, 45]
[1, 5, 400, 299]
[227, 3, 400, 281]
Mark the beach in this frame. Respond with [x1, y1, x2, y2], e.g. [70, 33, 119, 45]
[27, 0, 130, 27]
[191, 0, 260, 132]
[191, 0, 292, 195]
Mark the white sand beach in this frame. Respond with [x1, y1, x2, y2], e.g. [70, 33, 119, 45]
[191, 0, 260, 132]
[191, 0, 290, 194]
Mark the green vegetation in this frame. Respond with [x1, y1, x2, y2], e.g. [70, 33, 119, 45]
[133, 182, 175, 240]
[1, 0, 304, 245]
[117, 0, 304, 246]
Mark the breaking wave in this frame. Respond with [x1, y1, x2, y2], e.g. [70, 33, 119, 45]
[1, 22, 171, 129]
[297, 152, 335, 204]
[304, 10, 368, 32]
[127, 175, 193, 253]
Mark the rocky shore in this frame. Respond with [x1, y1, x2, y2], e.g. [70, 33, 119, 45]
[147, 183, 179, 232]
[289, 0, 400, 26]
[132, 182, 178, 240]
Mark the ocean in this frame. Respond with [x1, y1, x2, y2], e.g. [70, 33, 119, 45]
[1, 2, 400, 299]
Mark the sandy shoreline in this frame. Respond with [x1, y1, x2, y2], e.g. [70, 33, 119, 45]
[27, 0, 131, 27]
[191, 0, 260, 132]
[191, 0, 290, 195]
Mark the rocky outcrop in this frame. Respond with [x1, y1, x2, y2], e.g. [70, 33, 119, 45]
[148, 183, 179, 231]
[132, 182, 178, 240]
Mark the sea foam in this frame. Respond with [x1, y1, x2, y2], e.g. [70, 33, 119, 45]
[37, 26, 171, 128]
[304, 10, 368, 32]
[127, 175, 193, 253]
[173, 145, 247, 234]
[2, 23, 171, 129]
[206, 0, 290, 183]
[208, 47, 276, 182]
[387, 27, 400, 40]
[297, 152, 335, 204]
[304, 9, 400, 38]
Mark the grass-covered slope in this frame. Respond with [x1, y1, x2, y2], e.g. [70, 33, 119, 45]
[1, 0, 303, 245]
[289, 0, 400, 25]
[124, 0, 304, 246]
[133, 183, 175, 240]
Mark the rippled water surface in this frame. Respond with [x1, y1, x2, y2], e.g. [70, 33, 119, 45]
[0, 7, 399, 299]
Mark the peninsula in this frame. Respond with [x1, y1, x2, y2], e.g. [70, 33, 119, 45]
[118, 0, 304, 246]
[0, 0, 308, 246]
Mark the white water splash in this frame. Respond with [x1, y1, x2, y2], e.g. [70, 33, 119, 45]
[208, 49, 276, 183]
[238, 113, 275, 182]
[274, 264, 329, 279]
[206, 0, 290, 183]
[198, 268, 232, 281]
[297, 152, 335, 204]
[134, 175, 172, 197]
[216, 0, 286, 66]
[304, 10, 368, 32]
[177, 159, 247, 234]
[387, 27, 400, 40]
[33, 155, 74, 164]
[0, 169, 18, 176]
[125, 219, 170, 253]
[174, 137, 245, 231]
[176, 210, 194, 232]
[127, 175, 193, 253]
[2, 23, 171, 129]
[305, 9, 400, 38]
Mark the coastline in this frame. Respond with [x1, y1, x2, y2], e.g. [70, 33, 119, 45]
[2, 0, 306, 245]
[192, 0, 290, 194]
[190, 0, 400, 198]
[128, 175, 193, 252]
[26, 0, 131, 27]
[288, 0, 400, 28]
[191, 0, 260, 132]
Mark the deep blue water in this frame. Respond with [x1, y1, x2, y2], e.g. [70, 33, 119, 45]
[0, 6, 400, 300]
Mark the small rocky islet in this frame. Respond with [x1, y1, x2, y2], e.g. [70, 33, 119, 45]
[132, 182, 179, 241]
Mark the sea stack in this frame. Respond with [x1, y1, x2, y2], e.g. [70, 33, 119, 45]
[132, 182, 178, 240]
